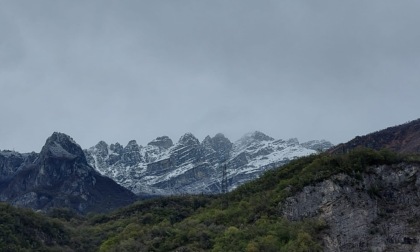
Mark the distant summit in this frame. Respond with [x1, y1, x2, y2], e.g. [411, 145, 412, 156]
[39, 132, 87, 164]
[0, 132, 136, 214]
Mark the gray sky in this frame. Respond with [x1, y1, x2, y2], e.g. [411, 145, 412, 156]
[1, 0, 420, 152]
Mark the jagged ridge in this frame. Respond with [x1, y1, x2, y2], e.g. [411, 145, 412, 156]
[85, 131, 333, 195]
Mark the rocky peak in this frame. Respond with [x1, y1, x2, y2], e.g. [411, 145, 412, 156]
[178, 133, 200, 146]
[252, 131, 275, 142]
[234, 131, 274, 151]
[202, 136, 212, 147]
[94, 141, 109, 157]
[204, 134, 232, 157]
[212, 133, 232, 145]
[110, 142, 123, 154]
[148, 136, 173, 149]
[121, 140, 143, 165]
[39, 132, 87, 164]
[125, 140, 140, 150]
[0, 132, 136, 214]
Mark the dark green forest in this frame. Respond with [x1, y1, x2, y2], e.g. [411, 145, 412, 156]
[1, 149, 416, 251]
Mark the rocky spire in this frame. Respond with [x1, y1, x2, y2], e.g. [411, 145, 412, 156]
[39, 132, 88, 165]
[178, 133, 200, 146]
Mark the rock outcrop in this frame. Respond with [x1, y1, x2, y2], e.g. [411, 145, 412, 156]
[280, 163, 420, 252]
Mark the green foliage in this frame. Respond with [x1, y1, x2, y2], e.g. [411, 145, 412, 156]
[47, 207, 81, 221]
[0, 149, 415, 251]
[0, 203, 72, 251]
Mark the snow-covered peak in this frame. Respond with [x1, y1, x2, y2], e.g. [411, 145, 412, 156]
[110, 142, 123, 154]
[202, 133, 231, 147]
[95, 140, 108, 149]
[239, 131, 274, 142]
[213, 133, 230, 142]
[233, 131, 274, 152]
[178, 133, 200, 146]
[92, 141, 109, 157]
[126, 140, 139, 147]
[123, 140, 141, 152]
[202, 136, 213, 148]
[286, 138, 299, 145]
[148, 136, 173, 149]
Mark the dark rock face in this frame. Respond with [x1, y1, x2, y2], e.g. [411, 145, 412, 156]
[0, 132, 136, 214]
[329, 118, 420, 154]
[202, 133, 232, 163]
[0, 150, 38, 180]
[280, 163, 420, 252]
[172, 134, 204, 166]
[121, 140, 144, 166]
[178, 133, 200, 146]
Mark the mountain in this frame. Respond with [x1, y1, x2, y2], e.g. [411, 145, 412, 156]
[85, 131, 333, 195]
[0, 150, 38, 182]
[2, 120, 420, 251]
[0, 132, 136, 214]
[73, 118, 420, 251]
[329, 118, 420, 154]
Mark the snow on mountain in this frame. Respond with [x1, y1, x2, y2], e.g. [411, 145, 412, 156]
[301, 139, 334, 152]
[84, 132, 333, 195]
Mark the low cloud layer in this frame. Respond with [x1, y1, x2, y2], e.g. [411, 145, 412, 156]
[1, 0, 419, 152]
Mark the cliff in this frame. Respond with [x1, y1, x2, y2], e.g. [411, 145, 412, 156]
[280, 161, 420, 251]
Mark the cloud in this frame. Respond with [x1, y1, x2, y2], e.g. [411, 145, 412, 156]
[1, 0, 420, 152]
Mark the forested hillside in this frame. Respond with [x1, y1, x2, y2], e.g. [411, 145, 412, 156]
[2, 148, 418, 251]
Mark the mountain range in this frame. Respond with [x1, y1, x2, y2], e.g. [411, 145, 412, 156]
[0, 131, 331, 213]
[84, 131, 333, 195]
[2, 119, 420, 251]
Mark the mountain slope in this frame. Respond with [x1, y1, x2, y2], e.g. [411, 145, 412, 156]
[73, 149, 420, 251]
[2, 120, 420, 251]
[0, 132, 136, 214]
[281, 160, 420, 251]
[76, 119, 420, 251]
[85, 131, 332, 195]
[329, 118, 420, 154]
[0, 202, 74, 251]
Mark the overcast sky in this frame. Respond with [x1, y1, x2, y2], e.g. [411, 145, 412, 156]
[1, 0, 419, 152]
